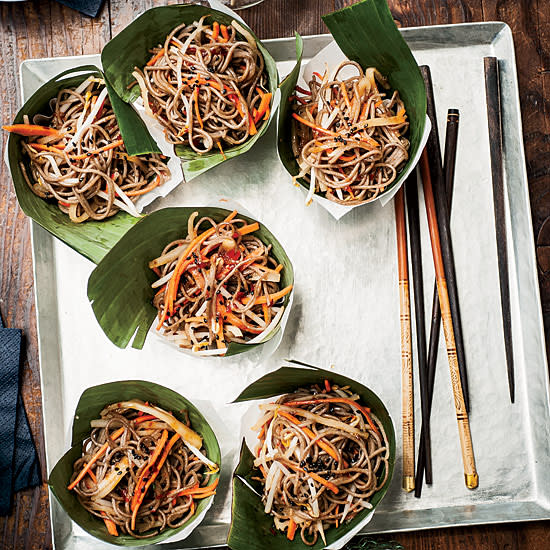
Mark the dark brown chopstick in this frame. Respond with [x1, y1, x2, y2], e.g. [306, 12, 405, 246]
[415, 109, 460, 498]
[394, 187, 415, 492]
[484, 57, 515, 403]
[405, 171, 431, 488]
[420, 149, 478, 490]
[420, 65, 470, 414]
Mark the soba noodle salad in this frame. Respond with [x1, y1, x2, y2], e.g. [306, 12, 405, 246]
[3, 77, 170, 223]
[253, 381, 390, 545]
[67, 400, 219, 539]
[290, 62, 410, 205]
[132, 16, 271, 157]
[150, 210, 292, 355]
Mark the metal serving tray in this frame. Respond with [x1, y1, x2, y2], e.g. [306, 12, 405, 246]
[23, 23, 550, 550]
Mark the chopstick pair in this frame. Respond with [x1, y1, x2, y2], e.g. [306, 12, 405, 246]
[397, 66, 478, 493]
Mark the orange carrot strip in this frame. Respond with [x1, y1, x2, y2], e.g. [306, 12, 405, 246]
[125, 175, 161, 197]
[70, 139, 124, 161]
[2, 124, 60, 137]
[29, 143, 65, 153]
[217, 303, 264, 335]
[236, 222, 259, 236]
[211, 22, 220, 40]
[130, 430, 170, 529]
[178, 477, 219, 497]
[147, 48, 165, 66]
[275, 264, 283, 273]
[134, 414, 157, 425]
[254, 92, 272, 123]
[291, 113, 337, 137]
[283, 398, 379, 434]
[220, 24, 229, 42]
[216, 140, 227, 160]
[324, 380, 331, 392]
[287, 518, 297, 541]
[194, 87, 204, 129]
[102, 512, 118, 536]
[68, 427, 125, 490]
[242, 285, 293, 306]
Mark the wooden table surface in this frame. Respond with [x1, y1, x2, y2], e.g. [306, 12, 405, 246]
[1, 0, 549, 548]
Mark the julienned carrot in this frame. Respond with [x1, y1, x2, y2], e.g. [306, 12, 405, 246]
[130, 430, 171, 529]
[291, 113, 337, 137]
[340, 82, 352, 110]
[287, 518, 297, 541]
[278, 411, 340, 463]
[220, 24, 229, 42]
[236, 222, 259, 236]
[194, 87, 204, 129]
[2, 124, 60, 137]
[101, 512, 118, 536]
[215, 301, 226, 349]
[216, 140, 226, 160]
[286, 462, 339, 494]
[254, 92, 272, 123]
[70, 139, 124, 161]
[242, 285, 293, 306]
[147, 48, 165, 66]
[283, 398, 379, 435]
[134, 414, 157, 425]
[157, 210, 238, 328]
[68, 427, 125, 490]
[177, 477, 219, 497]
[211, 22, 220, 40]
[29, 143, 65, 153]
[217, 302, 264, 335]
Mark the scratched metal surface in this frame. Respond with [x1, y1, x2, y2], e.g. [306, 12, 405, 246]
[22, 24, 550, 549]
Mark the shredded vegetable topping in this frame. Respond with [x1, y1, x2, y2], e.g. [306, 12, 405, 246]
[291, 62, 410, 205]
[132, 17, 271, 155]
[68, 400, 218, 539]
[254, 383, 389, 545]
[3, 77, 170, 223]
[150, 210, 292, 355]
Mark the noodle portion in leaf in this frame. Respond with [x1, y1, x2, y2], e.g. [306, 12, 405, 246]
[132, 17, 271, 157]
[4, 76, 170, 223]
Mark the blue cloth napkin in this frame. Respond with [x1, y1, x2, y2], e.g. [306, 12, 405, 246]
[55, 0, 105, 18]
[0, 312, 40, 516]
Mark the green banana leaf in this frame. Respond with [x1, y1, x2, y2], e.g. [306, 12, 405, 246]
[227, 364, 396, 550]
[48, 379, 221, 547]
[101, 5, 279, 181]
[87, 206, 294, 354]
[277, 0, 426, 204]
[5, 65, 164, 264]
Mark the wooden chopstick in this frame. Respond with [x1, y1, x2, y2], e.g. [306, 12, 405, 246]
[405, 171, 431, 491]
[420, 65, 470, 414]
[394, 187, 415, 492]
[484, 57, 515, 403]
[420, 149, 478, 490]
[415, 109, 460, 498]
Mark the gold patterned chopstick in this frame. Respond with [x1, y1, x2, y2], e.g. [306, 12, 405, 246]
[420, 149, 478, 489]
[395, 187, 415, 492]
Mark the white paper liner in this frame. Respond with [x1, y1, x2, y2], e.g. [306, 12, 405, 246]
[291, 38, 431, 220]
[149, 197, 294, 366]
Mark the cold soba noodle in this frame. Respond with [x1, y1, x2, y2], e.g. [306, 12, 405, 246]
[150, 211, 292, 355]
[132, 17, 271, 155]
[4, 77, 169, 223]
[254, 382, 389, 545]
[291, 62, 410, 205]
[68, 401, 218, 539]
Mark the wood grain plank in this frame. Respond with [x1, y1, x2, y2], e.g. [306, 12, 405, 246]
[0, 2, 110, 549]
